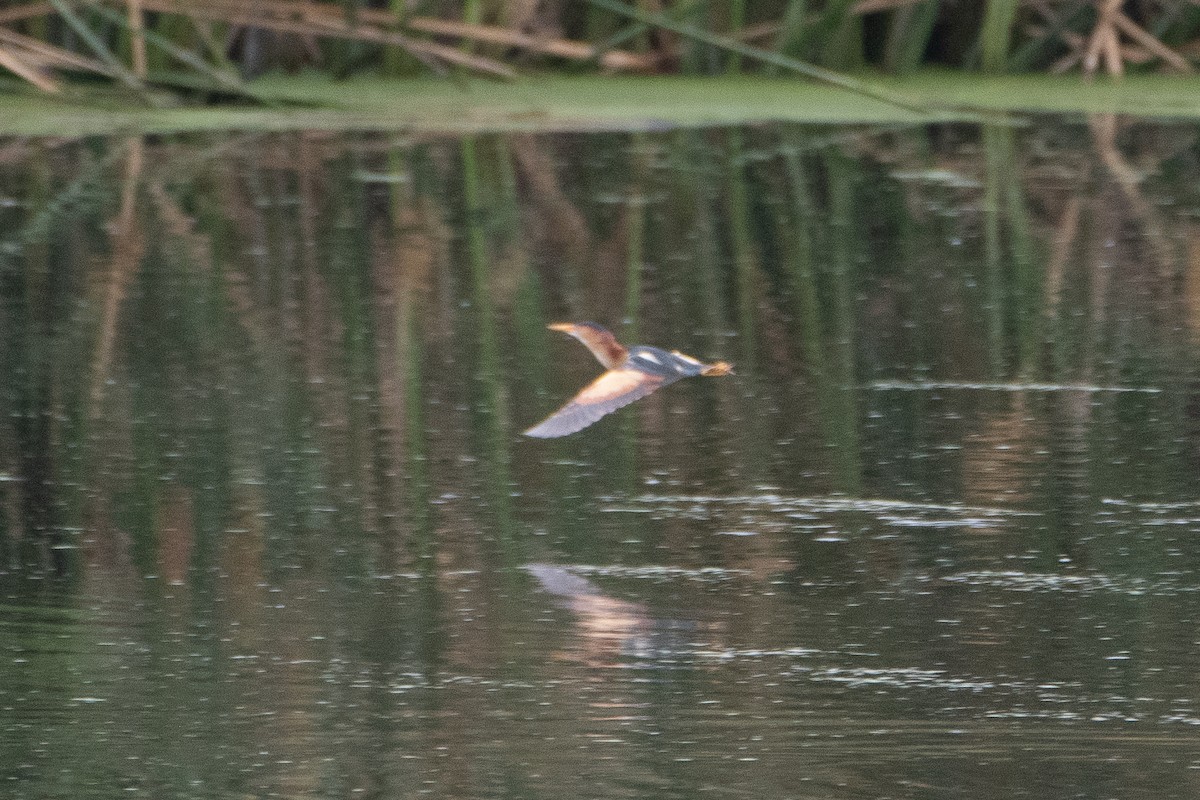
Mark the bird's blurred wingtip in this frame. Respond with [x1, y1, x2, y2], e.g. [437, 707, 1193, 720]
[523, 422, 567, 438]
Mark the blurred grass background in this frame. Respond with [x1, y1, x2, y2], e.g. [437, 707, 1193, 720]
[1, 1, 1199, 104]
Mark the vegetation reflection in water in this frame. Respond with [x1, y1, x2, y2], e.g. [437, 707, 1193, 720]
[1, 117, 1200, 798]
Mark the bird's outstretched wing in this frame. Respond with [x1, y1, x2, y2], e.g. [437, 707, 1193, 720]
[523, 368, 674, 438]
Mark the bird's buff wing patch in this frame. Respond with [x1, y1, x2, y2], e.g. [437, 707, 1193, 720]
[523, 369, 667, 438]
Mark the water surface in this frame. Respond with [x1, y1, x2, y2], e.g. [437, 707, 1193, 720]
[2, 114, 1200, 798]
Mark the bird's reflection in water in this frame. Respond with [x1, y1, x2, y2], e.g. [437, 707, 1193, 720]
[523, 563, 703, 667]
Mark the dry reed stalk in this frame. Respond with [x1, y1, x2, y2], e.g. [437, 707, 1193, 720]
[1044, 195, 1080, 312]
[0, 42, 60, 91]
[1082, 0, 1122, 76]
[1027, 0, 1081, 72]
[0, 26, 114, 74]
[0, 3, 54, 25]
[734, 0, 930, 43]
[1028, 1, 1156, 74]
[291, 138, 332, 391]
[1033, 0, 1194, 76]
[203, 169, 272, 360]
[90, 137, 146, 410]
[1184, 224, 1200, 342]
[589, 0, 923, 109]
[380, 193, 441, 479]
[122, 0, 649, 71]
[1088, 113, 1175, 274]
[1103, 15, 1123, 76]
[1037, 25, 1151, 72]
[124, 0, 516, 77]
[737, 21, 778, 42]
[48, 0, 151, 94]
[509, 135, 592, 268]
[853, 0, 931, 13]
[402, 17, 652, 70]
[147, 182, 210, 266]
[1111, 11, 1191, 73]
[129, 0, 362, 28]
[0, 141, 33, 165]
[266, 0, 613, 65]
[126, 0, 146, 78]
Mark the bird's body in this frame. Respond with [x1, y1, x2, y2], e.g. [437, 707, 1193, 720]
[523, 322, 733, 438]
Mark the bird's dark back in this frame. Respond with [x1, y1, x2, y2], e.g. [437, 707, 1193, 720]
[626, 346, 706, 380]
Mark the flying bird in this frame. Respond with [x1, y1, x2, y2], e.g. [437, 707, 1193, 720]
[523, 322, 733, 438]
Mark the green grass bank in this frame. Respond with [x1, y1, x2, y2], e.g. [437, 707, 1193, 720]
[2, 72, 1200, 136]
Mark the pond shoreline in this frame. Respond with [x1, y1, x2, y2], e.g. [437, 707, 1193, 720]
[2, 72, 1200, 136]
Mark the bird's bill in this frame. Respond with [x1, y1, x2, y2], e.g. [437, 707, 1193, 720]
[702, 361, 734, 376]
[547, 322, 576, 332]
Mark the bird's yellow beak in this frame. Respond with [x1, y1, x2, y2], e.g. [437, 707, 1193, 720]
[547, 322, 576, 333]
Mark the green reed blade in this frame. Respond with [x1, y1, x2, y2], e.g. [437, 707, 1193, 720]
[999, 130, 1040, 377]
[982, 123, 1006, 378]
[980, 0, 1020, 73]
[1148, 3, 1188, 40]
[674, 0, 709, 73]
[84, 2, 255, 99]
[460, 137, 516, 547]
[586, 19, 651, 67]
[823, 6, 864, 70]
[46, 0, 153, 98]
[808, 0, 856, 65]
[384, 0, 422, 76]
[1006, 1, 1090, 72]
[773, 0, 808, 60]
[820, 147, 863, 493]
[726, 129, 758, 373]
[624, 132, 650, 344]
[461, 0, 482, 55]
[885, 0, 940, 75]
[186, 16, 241, 79]
[779, 142, 825, 385]
[725, 0, 745, 73]
[778, 141, 859, 490]
[584, 1, 705, 72]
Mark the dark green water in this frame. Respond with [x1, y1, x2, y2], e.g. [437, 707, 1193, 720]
[3, 116, 1200, 798]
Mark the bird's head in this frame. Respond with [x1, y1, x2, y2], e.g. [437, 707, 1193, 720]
[548, 321, 608, 336]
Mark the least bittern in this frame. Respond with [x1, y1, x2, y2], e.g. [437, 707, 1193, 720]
[524, 322, 733, 438]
